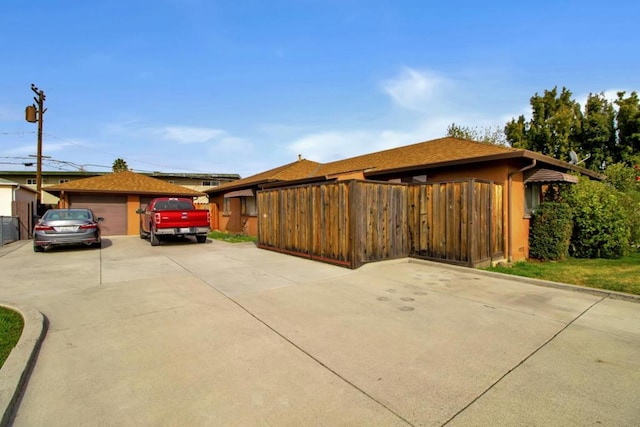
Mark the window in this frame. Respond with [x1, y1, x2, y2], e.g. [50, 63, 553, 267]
[524, 183, 542, 217]
[241, 197, 257, 216]
[202, 180, 219, 187]
[59, 179, 70, 184]
[223, 198, 231, 215]
[26, 178, 37, 185]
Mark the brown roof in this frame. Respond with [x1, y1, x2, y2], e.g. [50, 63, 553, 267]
[315, 137, 518, 177]
[208, 137, 604, 194]
[207, 159, 322, 193]
[45, 171, 205, 197]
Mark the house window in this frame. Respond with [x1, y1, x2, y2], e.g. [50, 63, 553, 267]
[202, 180, 219, 186]
[223, 198, 231, 215]
[524, 183, 542, 217]
[26, 178, 37, 185]
[59, 179, 70, 184]
[241, 196, 257, 216]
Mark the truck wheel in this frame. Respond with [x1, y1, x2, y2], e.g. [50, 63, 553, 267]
[139, 223, 147, 239]
[150, 230, 159, 246]
[196, 235, 207, 243]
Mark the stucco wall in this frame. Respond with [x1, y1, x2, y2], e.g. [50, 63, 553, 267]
[0, 187, 12, 216]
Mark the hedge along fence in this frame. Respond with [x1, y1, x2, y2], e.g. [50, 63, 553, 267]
[257, 180, 409, 268]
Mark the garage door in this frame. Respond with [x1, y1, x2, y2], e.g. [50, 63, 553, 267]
[70, 195, 127, 236]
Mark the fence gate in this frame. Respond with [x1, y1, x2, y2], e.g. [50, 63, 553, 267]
[408, 179, 504, 267]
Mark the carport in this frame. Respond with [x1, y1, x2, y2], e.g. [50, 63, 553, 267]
[45, 171, 205, 236]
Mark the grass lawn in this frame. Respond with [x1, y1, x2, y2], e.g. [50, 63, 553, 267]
[208, 230, 257, 244]
[485, 252, 640, 295]
[0, 307, 24, 368]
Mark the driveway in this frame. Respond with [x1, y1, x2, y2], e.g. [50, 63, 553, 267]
[1, 237, 639, 426]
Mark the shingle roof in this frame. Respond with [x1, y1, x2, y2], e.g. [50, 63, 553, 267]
[0, 178, 18, 186]
[45, 171, 205, 196]
[207, 159, 322, 193]
[207, 137, 603, 194]
[315, 137, 519, 177]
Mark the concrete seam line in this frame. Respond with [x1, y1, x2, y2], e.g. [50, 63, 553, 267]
[0, 303, 48, 427]
[440, 296, 606, 426]
[222, 298, 415, 426]
[166, 256, 415, 427]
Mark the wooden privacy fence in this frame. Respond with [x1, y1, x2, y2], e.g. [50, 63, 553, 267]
[257, 181, 409, 268]
[257, 179, 504, 269]
[408, 179, 504, 267]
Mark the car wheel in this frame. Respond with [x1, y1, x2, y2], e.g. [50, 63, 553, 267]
[196, 235, 207, 243]
[150, 229, 159, 246]
[33, 244, 44, 252]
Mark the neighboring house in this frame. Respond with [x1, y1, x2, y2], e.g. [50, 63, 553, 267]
[206, 137, 603, 262]
[0, 170, 240, 206]
[0, 178, 37, 240]
[44, 171, 204, 236]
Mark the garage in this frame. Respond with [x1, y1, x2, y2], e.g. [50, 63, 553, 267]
[45, 171, 206, 236]
[70, 194, 127, 236]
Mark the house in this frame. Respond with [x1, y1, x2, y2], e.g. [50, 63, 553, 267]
[44, 171, 205, 236]
[0, 170, 241, 206]
[206, 137, 603, 263]
[0, 178, 37, 241]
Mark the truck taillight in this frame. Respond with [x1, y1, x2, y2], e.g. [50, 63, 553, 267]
[155, 213, 161, 224]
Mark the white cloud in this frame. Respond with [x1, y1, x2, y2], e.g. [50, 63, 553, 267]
[160, 126, 226, 144]
[381, 67, 453, 112]
[284, 67, 521, 163]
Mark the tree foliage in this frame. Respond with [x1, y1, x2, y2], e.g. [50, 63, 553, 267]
[529, 202, 573, 261]
[565, 178, 630, 258]
[446, 123, 507, 146]
[505, 88, 640, 171]
[505, 87, 583, 161]
[112, 158, 129, 173]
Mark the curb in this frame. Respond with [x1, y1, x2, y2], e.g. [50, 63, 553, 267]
[407, 258, 640, 303]
[0, 303, 48, 427]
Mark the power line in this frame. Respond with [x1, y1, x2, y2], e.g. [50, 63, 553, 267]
[43, 132, 215, 174]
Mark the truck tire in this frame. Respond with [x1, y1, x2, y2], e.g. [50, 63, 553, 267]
[139, 223, 147, 239]
[150, 229, 159, 246]
[196, 235, 207, 243]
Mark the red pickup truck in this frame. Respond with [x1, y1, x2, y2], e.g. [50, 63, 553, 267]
[137, 197, 210, 246]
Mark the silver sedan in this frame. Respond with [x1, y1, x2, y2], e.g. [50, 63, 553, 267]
[33, 208, 104, 252]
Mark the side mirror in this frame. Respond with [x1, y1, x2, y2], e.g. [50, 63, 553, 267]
[97, 217, 105, 222]
[135, 208, 144, 214]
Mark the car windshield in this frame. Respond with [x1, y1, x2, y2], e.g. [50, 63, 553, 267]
[44, 210, 91, 221]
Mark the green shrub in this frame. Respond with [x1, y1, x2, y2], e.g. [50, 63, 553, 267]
[566, 178, 630, 258]
[529, 202, 573, 260]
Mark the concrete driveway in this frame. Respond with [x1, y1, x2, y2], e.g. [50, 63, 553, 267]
[1, 236, 639, 426]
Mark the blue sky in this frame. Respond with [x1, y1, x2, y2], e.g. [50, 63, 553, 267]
[1, 0, 639, 177]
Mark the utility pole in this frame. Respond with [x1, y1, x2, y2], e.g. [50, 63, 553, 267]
[25, 84, 47, 210]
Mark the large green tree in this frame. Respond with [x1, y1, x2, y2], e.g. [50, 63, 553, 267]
[505, 87, 583, 162]
[581, 92, 616, 170]
[615, 91, 640, 164]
